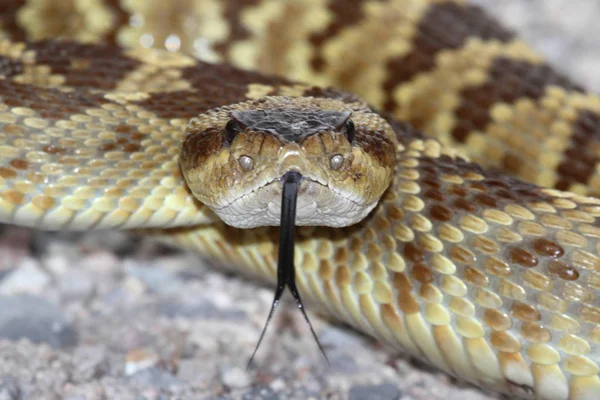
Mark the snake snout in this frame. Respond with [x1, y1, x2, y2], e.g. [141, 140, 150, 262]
[277, 144, 307, 177]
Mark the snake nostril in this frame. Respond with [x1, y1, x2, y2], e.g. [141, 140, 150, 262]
[239, 155, 254, 170]
[330, 154, 344, 170]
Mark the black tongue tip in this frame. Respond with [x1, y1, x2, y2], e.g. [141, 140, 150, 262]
[247, 172, 329, 369]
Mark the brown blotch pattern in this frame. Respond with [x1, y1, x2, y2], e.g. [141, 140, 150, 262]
[9, 159, 28, 170]
[354, 127, 396, 168]
[26, 41, 142, 90]
[213, 0, 263, 56]
[555, 110, 600, 191]
[136, 62, 292, 119]
[532, 238, 565, 258]
[308, 0, 369, 71]
[548, 260, 580, 282]
[301, 86, 362, 104]
[382, 2, 514, 112]
[451, 57, 582, 143]
[0, 0, 26, 41]
[0, 55, 24, 78]
[508, 247, 538, 268]
[0, 80, 112, 119]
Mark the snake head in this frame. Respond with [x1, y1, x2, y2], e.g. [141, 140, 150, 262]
[180, 96, 396, 228]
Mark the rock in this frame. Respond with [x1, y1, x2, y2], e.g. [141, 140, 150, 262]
[0, 376, 20, 400]
[0, 258, 50, 295]
[0, 295, 77, 348]
[58, 270, 96, 302]
[220, 366, 252, 389]
[329, 353, 358, 374]
[71, 345, 109, 382]
[349, 383, 402, 400]
[124, 348, 159, 376]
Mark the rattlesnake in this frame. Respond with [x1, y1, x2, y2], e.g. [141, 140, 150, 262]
[0, 1, 599, 398]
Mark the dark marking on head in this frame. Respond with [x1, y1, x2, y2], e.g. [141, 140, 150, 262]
[354, 126, 396, 168]
[451, 57, 583, 143]
[180, 127, 224, 173]
[230, 108, 351, 142]
[382, 3, 514, 112]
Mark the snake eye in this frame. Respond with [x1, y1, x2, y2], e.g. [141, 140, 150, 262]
[330, 154, 344, 170]
[225, 119, 241, 144]
[239, 155, 254, 171]
[345, 119, 355, 143]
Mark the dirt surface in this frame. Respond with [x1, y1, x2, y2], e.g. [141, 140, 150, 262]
[0, 1, 597, 399]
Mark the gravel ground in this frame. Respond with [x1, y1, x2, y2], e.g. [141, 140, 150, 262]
[0, 1, 598, 399]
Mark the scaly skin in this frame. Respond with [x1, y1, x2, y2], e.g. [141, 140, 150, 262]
[0, 1, 599, 398]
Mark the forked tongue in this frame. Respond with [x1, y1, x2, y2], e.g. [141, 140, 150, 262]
[247, 171, 329, 368]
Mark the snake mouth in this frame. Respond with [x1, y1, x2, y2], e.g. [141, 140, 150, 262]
[220, 172, 363, 210]
[210, 171, 374, 229]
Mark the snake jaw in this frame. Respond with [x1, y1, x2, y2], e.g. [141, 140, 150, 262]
[210, 173, 376, 229]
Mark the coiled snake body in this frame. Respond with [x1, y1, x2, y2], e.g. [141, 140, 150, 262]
[1, 1, 600, 399]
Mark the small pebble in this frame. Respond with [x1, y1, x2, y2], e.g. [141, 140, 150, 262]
[220, 366, 252, 389]
[125, 348, 159, 375]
